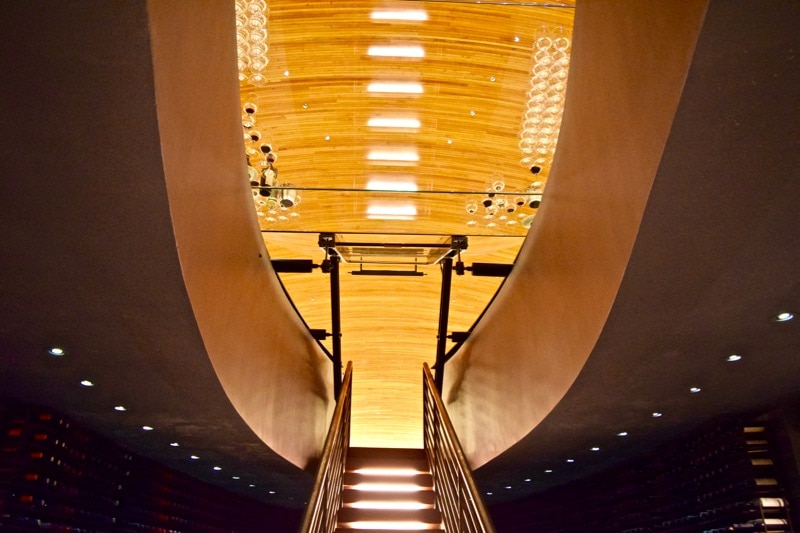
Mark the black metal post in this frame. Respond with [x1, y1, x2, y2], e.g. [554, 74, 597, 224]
[434, 256, 453, 392]
[329, 251, 343, 398]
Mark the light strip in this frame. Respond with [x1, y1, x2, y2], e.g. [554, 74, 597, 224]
[351, 482, 424, 492]
[354, 467, 423, 476]
[368, 118, 421, 128]
[349, 501, 429, 510]
[367, 82, 423, 94]
[367, 150, 419, 162]
[345, 521, 433, 530]
[365, 181, 418, 192]
[370, 10, 428, 21]
[368, 45, 425, 58]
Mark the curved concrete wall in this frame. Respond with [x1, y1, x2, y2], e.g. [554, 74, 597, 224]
[147, 1, 333, 469]
[444, 0, 709, 467]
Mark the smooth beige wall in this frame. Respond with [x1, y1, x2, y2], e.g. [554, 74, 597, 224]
[147, 1, 333, 469]
[444, 0, 709, 467]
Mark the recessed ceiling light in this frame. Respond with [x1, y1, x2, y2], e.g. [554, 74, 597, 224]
[283, 70, 289, 76]
[232, 476, 240, 480]
[324, 135, 330, 141]
[652, 412, 663, 418]
[486, 492, 493, 496]
[490, 76, 496, 82]
[212, 466, 222, 471]
[524, 478, 531, 482]
[48, 347, 66, 356]
[617, 431, 628, 437]
[114, 405, 127, 412]
[366, 203, 417, 220]
[367, 45, 425, 58]
[726, 354, 742, 362]
[370, 10, 428, 21]
[591, 447, 600, 452]
[514, 35, 520, 42]
[544, 469, 553, 473]
[469, 110, 476, 116]
[142, 425, 154, 431]
[249, 484, 255, 487]
[367, 82, 423, 94]
[80, 380, 94, 387]
[366, 179, 418, 192]
[367, 117, 420, 128]
[190, 455, 200, 460]
[566, 459, 575, 463]
[772, 311, 794, 322]
[690, 387, 702, 393]
[268, 490, 276, 494]
[169, 442, 180, 447]
[367, 149, 419, 162]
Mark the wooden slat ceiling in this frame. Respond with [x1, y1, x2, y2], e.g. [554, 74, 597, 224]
[243, 0, 574, 447]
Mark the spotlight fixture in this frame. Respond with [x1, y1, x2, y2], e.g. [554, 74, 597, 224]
[616, 431, 628, 437]
[48, 347, 65, 356]
[213, 466, 222, 471]
[80, 380, 94, 387]
[169, 442, 180, 447]
[726, 354, 742, 362]
[652, 412, 663, 418]
[772, 311, 794, 322]
[591, 447, 600, 452]
[690, 387, 702, 393]
[114, 405, 127, 412]
[142, 425, 154, 431]
[190, 455, 200, 460]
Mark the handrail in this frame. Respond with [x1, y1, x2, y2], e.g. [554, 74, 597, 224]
[299, 361, 352, 533]
[423, 363, 496, 533]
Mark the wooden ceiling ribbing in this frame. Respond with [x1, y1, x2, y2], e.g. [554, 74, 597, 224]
[245, 0, 574, 447]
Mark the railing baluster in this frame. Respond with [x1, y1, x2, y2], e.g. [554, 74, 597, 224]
[423, 363, 496, 533]
[299, 361, 353, 533]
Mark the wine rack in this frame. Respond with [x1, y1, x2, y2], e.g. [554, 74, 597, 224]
[490, 418, 794, 532]
[0, 403, 299, 531]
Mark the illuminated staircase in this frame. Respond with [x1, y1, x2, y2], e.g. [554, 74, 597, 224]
[335, 447, 444, 532]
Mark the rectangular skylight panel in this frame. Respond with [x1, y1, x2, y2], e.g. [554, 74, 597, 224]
[366, 204, 417, 217]
[367, 82, 424, 94]
[367, 149, 419, 162]
[367, 118, 421, 128]
[366, 180, 418, 192]
[367, 45, 425, 58]
[370, 10, 428, 21]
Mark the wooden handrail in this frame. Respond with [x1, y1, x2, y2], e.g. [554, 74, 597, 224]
[299, 361, 352, 533]
[423, 363, 496, 533]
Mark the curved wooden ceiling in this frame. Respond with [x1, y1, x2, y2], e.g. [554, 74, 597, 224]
[242, 0, 575, 447]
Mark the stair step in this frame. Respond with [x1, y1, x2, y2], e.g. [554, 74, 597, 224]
[343, 471, 433, 488]
[346, 447, 429, 474]
[341, 488, 435, 506]
[337, 507, 442, 525]
[336, 529, 444, 533]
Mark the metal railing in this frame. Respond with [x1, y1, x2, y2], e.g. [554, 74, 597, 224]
[423, 363, 496, 533]
[299, 361, 352, 533]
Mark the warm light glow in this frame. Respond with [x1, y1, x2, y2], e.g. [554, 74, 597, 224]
[349, 501, 429, 510]
[370, 10, 428, 21]
[367, 82, 424, 94]
[351, 482, 424, 492]
[345, 521, 433, 530]
[366, 180, 418, 192]
[368, 45, 425, 58]
[368, 117, 421, 128]
[366, 204, 417, 220]
[354, 467, 423, 476]
[367, 149, 419, 162]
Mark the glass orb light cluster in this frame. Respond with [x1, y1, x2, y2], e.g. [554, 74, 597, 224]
[235, 0, 269, 87]
[519, 25, 571, 176]
[464, 174, 544, 230]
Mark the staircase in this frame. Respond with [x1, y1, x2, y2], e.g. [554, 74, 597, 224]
[335, 447, 444, 532]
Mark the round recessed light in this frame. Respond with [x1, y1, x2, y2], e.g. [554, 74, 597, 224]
[48, 347, 66, 356]
[283, 70, 289, 76]
[652, 412, 663, 418]
[190, 455, 200, 460]
[772, 312, 794, 322]
[726, 354, 742, 362]
[232, 476, 240, 480]
[524, 478, 531, 482]
[505, 485, 512, 489]
[566, 459, 575, 463]
[469, 110, 476, 116]
[490, 76, 496, 82]
[169, 442, 180, 447]
[544, 469, 553, 473]
[142, 425, 154, 431]
[513, 35, 520, 42]
[617, 431, 628, 437]
[486, 492, 493, 496]
[249, 484, 256, 488]
[591, 447, 600, 452]
[80, 380, 94, 387]
[268, 490, 276, 495]
[302, 103, 308, 109]
[324, 135, 330, 141]
[212, 466, 222, 471]
[114, 405, 126, 412]
[690, 387, 702, 393]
